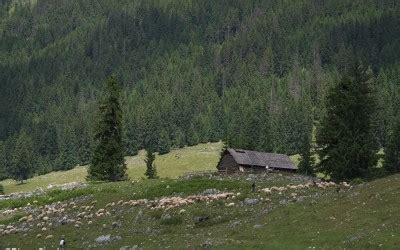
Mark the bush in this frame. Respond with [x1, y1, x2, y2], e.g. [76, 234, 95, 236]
[368, 167, 388, 180]
[0, 184, 4, 195]
[350, 178, 365, 185]
[148, 209, 163, 219]
[160, 215, 183, 226]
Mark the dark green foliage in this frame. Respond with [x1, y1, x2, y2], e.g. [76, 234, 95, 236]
[160, 215, 183, 226]
[144, 149, 158, 179]
[384, 117, 400, 174]
[1, 0, 400, 179]
[56, 128, 78, 171]
[349, 178, 365, 185]
[76, 122, 93, 165]
[157, 129, 171, 155]
[187, 124, 200, 147]
[0, 184, 4, 195]
[11, 130, 35, 183]
[124, 124, 139, 156]
[298, 129, 315, 176]
[88, 77, 127, 181]
[316, 64, 378, 181]
[173, 129, 186, 148]
[0, 141, 7, 180]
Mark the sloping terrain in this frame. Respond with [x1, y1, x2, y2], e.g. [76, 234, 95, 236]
[1, 0, 399, 177]
[1, 173, 398, 249]
[0, 142, 223, 194]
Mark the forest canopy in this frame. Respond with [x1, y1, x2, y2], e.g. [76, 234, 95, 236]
[0, 0, 399, 178]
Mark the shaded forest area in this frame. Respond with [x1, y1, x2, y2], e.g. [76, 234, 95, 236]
[0, 0, 400, 178]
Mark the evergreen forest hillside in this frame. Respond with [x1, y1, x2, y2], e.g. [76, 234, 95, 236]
[1, 0, 400, 177]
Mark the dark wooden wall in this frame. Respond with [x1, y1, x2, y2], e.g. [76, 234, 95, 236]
[217, 153, 238, 174]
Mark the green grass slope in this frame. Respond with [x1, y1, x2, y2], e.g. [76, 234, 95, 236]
[0, 142, 223, 194]
[0, 173, 399, 249]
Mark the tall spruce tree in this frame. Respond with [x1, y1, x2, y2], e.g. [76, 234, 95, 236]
[11, 130, 35, 183]
[88, 76, 127, 181]
[0, 141, 7, 180]
[384, 117, 400, 174]
[144, 149, 158, 179]
[157, 129, 171, 155]
[316, 64, 378, 181]
[298, 127, 315, 176]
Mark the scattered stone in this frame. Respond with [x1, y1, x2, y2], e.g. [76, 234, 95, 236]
[279, 199, 288, 205]
[194, 216, 209, 223]
[253, 224, 263, 229]
[36, 234, 42, 238]
[229, 221, 241, 227]
[179, 209, 186, 214]
[244, 198, 259, 205]
[120, 245, 139, 250]
[95, 234, 111, 244]
[201, 239, 212, 248]
[202, 189, 220, 195]
[112, 221, 121, 228]
[45, 235, 53, 239]
[161, 214, 171, 220]
[134, 210, 143, 222]
[19, 216, 28, 222]
[296, 196, 305, 202]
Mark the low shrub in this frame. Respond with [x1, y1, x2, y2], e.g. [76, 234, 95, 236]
[160, 215, 183, 225]
[350, 178, 365, 185]
[147, 209, 163, 219]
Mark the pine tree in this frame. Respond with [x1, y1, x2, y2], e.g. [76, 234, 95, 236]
[0, 141, 7, 180]
[77, 123, 93, 165]
[316, 64, 378, 181]
[11, 130, 35, 184]
[187, 124, 199, 146]
[298, 129, 315, 176]
[157, 129, 171, 155]
[57, 141, 77, 171]
[144, 149, 158, 179]
[173, 129, 186, 148]
[88, 76, 127, 181]
[384, 117, 400, 174]
[124, 125, 139, 156]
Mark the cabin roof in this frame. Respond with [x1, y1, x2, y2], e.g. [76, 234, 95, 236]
[226, 148, 297, 170]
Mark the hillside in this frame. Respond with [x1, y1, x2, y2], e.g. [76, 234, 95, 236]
[1, 172, 399, 248]
[0, 142, 223, 194]
[1, 0, 400, 178]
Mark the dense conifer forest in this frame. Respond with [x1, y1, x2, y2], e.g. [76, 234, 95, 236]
[1, 0, 400, 178]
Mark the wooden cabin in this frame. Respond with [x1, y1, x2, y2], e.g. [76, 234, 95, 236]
[217, 148, 297, 174]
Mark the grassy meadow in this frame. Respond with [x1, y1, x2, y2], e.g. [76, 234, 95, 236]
[0, 173, 399, 249]
[0, 141, 398, 248]
[0, 142, 224, 194]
